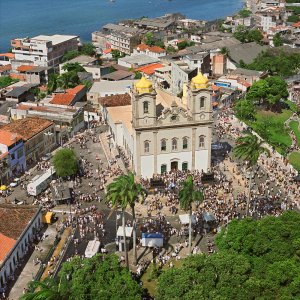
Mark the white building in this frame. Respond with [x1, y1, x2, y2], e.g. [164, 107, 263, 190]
[0, 206, 43, 289]
[105, 74, 213, 178]
[133, 44, 166, 59]
[11, 35, 79, 69]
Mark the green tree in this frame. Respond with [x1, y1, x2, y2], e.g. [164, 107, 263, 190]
[273, 33, 283, 47]
[234, 99, 256, 120]
[220, 47, 229, 55]
[61, 50, 80, 62]
[80, 43, 96, 56]
[119, 172, 147, 265]
[144, 32, 155, 46]
[233, 25, 249, 43]
[246, 79, 269, 104]
[62, 62, 85, 73]
[166, 45, 176, 53]
[0, 76, 18, 88]
[111, 50, 125, 61]
[47, 74, 59, 93]
[239, 9, 251, 18]
[233, 133, 270, 216]
[134, 71, 142, 79]
[287, 14, 300, 22]
[52, 148, 78, 177]
[21, 278, 63, 300]
[57, 71, 80, 89]
[178, 176, 204, 255]
[177, 40, 195, 50]
[154, 40, 165, 49]
[248, 29, 263, 44]
[106, 175, 130, 268]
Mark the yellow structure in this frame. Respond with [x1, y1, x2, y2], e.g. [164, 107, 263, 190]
[135, 76, 153, 94]
[42, 212, 54, 224]
[191, 72, 209, 89]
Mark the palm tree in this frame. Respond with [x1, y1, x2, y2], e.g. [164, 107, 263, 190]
[106, 173, 147, 267]
[123, 172, 147, 266]
[234, 133, 270, 216]
[179, 176, 204, 255]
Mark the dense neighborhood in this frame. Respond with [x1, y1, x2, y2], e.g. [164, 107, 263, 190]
[0, 0, 300, 299]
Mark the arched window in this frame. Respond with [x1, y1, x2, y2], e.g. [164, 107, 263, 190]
[161, 139, 166, 151]
[144, 141, 150, 153]
[182, 137, 188, 149]
[172, 138, 178, 151]
[143, 101, 149, 114]
[182, 162, 188, 171]
[199, 135, 205, 148]
[200, 96, 205, 109]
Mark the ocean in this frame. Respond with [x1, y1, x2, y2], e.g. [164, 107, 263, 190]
[0, 0, 243, 52]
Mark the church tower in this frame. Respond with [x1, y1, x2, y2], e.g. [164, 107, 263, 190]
[132, 77, 157, 128]
[187, 72, 212, 122]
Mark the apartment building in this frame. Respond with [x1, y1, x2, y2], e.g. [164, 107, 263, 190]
[11, 35, 79, 69]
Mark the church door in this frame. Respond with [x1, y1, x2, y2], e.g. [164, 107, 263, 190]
[171, 161, 178, 171]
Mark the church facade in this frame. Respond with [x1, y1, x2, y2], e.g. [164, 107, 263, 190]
[105, 73, 213, 178]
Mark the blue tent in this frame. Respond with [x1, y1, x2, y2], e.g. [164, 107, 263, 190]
[203, 212, 216, 222]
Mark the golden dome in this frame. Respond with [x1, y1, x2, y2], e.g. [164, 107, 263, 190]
[191, 72, 209, 89]
[135, 76, 153, 94]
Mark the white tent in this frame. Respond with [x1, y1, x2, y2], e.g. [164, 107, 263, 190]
[179, 214, 196, 225]
[117, 226, 133, 237]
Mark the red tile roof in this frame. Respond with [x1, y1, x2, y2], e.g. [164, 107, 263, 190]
[0, 233, 16, 263]
[136, 63, 164, 75]
[0, 64, 12, 72]
[2, 117, 53, 141]
[50, 85, 86, 106]
[136, 44, 165, 53]
[0, 130, 22, 146]
[99, 93, 131, 107]
[17, 65, 34, 72]
[0, 53, 15, 59]
[293, 21, 300, 28]
[103, 48, 112, 54]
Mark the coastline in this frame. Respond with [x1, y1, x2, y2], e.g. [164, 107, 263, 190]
[0, 0, 244, 52]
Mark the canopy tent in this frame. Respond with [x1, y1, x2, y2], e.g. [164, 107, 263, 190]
[203, 212, 216, 222]
[142, 233, 164, 247]
[42, 212, 55, 224]
[179, 214, 196, 225]
[0, 185, 7, 191]
[117, 226, 133, 237]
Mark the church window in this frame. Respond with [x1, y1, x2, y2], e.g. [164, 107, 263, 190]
[161, 164, 167, 174]
[172, 138, 178, 151]
[143, 101, 149, 114]
[199, 135, 205, 148]
[144, 141, 150, 153]
[161, 139, 166, 151]
[171, 115, 177, 121]
[200, 96, 205, 109]
[183, 137, 188, 149]
[182, 162, 188, 171]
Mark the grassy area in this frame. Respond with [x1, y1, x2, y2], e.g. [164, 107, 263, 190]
[290, 121, 300, 147]
[246, 109, 293, 154]
[288, 152, 300, 171]
[141, 260, 183, 297]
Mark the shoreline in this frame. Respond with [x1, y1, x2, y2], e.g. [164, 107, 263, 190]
[0, 0, 245, 53]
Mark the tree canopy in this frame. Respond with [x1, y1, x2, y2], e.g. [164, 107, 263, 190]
[22, 254, 142, 300]
[245, 48, 300, 77]
[234, 98, 256, 120]
[233, 25, 263, 44]
[157, 211, 300, 300]
[177, 40, 195, 50]
[80, 43, 96, 56]
[52, 148, 78, 177]
[0, 76, 18, 88]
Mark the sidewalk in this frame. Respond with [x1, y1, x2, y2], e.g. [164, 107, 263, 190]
[9, 226, 57, 300]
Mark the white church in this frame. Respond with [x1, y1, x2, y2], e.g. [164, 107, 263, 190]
[105, 73, 213, 178]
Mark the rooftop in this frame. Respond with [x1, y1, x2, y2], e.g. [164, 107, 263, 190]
[0, 130, 21, 147]
[136, 63, 164, 75]
[118, 54, 159, 67]
[101, 70, 133, 81]
[134, 18, 175, 29]
[31, 34, 78, 45]
[0, 205, 39, 240]
[89, 80, 137, 94]
[107, 105, 133, 134]
[2, 117, 53, 141]
[136, 44, 166, 54]
[231, 68, 265, 77]
[50, 85, 86, 106]
[5, 84, 37, 98]
[99, 93, 131, 107]
[62, 55, 97, 65]
[0, 233, 16, 264]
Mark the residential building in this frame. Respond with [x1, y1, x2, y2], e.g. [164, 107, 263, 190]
[105, 75, 213, 178]
[0, 131, 26, 178]
[184, 53, 211, 75]
[11, 35, 79, 69]
[4, 84, 37, 102]
[118, 54, 160, 69]
[101, 70, 134, 81]
[10, 103, 85, 143]
[133, 44, 166, 58]
[59, 55, 98, 74]
[0, 205, 42, 290]
[0, 152, 10, 185]
[171, 61, 197, 95]
[10, 65, 48, 85]
[87, 80, 137, 106]
[154, 66, 172, 84]
[211, 54, 226, 76]
[135, 63, 164, 78]
[101, 24, 146, 54]
[1, 117, 56, 166]
[133, 17, 176, 31]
